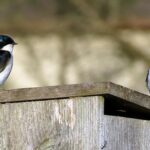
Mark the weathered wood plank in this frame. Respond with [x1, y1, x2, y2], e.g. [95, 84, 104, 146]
[0, 82, 108, 103]
[0, 82, 150, 110]
[103, 116, 150, 150]
[0, 96, 104, 150]
[108, 83, 150, 110]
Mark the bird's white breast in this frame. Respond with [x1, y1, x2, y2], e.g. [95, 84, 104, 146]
[1, 44, 14, 53]
[0, 44, 14, 85]
[147, 70, 150, 91]
[0, 55, 13, 85]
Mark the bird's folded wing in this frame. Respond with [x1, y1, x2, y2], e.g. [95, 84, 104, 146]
[146, 70, 149, 82]
[0, 50, 11, 72]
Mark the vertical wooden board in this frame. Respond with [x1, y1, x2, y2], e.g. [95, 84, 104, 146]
[0, 96, 104, 150]
[103, 116, 150, 150]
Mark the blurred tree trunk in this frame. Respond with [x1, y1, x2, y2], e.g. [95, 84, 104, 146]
[107, 0, 121, 22]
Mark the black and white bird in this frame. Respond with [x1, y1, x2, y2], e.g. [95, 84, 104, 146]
[0, 35, 17, 85]
[146, 69, 150, 92]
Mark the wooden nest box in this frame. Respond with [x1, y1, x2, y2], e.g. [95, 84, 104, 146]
[0, 82, 150, 149]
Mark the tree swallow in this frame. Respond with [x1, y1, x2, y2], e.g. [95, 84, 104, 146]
[146, 69, 150, 92]
[0, 35, 17, 85]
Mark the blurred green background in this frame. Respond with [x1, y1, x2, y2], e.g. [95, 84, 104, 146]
[1, 0, 150, 94]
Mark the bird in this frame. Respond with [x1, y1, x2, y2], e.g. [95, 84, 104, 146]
[146, 69, 150, 92]
[0, 35, 17, 85]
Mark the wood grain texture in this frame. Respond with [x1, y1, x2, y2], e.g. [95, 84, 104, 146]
[0, 96, 105, 150]
[0, 82, 108, 103]
[0, 82, 150, 110]
[0, 82, 150, 149]
[103, 116, 150, 150]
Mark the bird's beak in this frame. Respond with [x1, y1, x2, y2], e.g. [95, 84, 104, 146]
[14, 42, 18, 45]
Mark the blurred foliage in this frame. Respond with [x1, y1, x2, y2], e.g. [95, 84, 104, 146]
[2, 0, 149, 67]
[1, 0, 148, 90]
[0, 0, 138, 34]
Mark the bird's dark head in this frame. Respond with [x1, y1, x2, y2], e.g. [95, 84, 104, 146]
[0, 35, 17, 53]
[0, 35, 17, 48]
